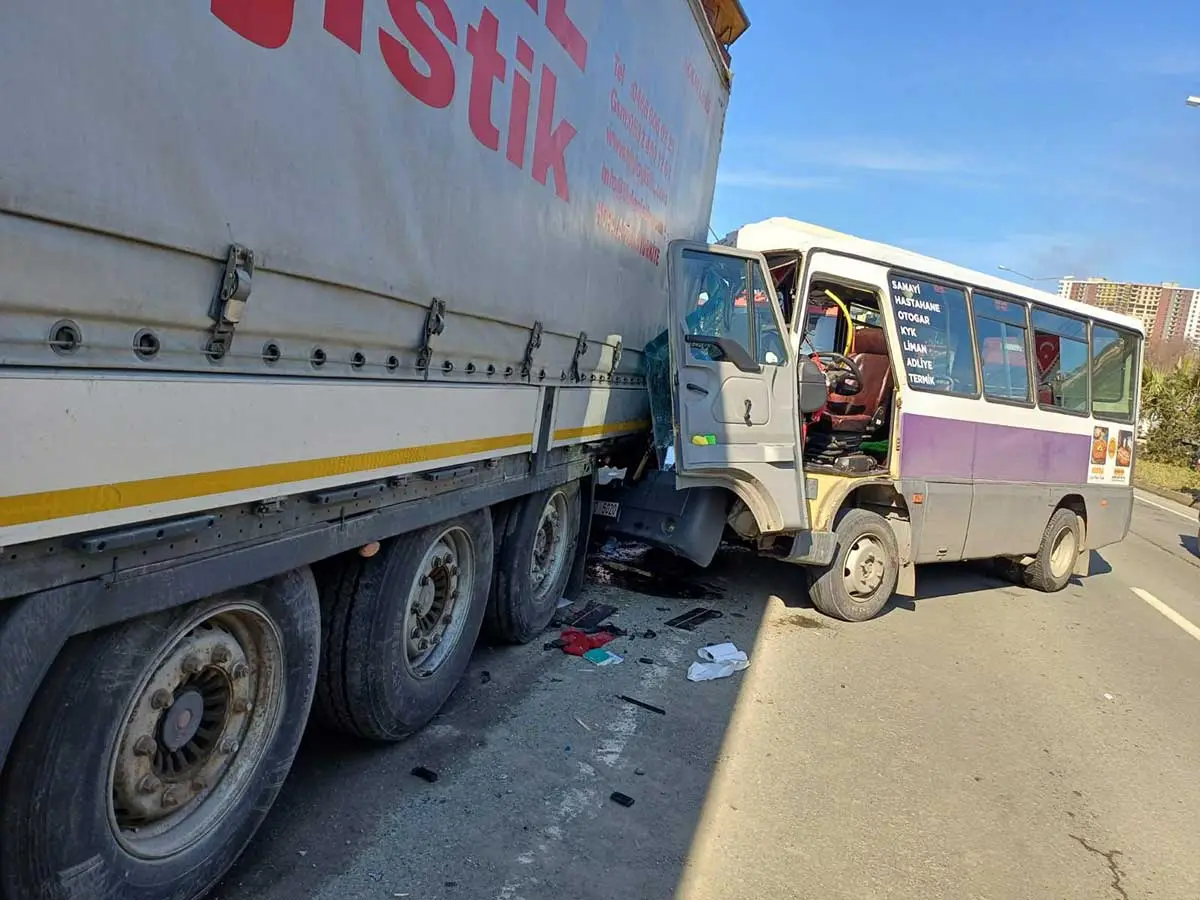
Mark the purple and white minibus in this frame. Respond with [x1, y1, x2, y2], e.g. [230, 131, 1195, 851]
[602, 218, 1144, 622]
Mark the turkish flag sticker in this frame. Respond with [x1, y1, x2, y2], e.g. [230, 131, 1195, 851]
[1035, 334, 1060, 375]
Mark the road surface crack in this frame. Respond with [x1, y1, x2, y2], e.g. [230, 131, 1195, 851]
[1070, 834, 1130, 900]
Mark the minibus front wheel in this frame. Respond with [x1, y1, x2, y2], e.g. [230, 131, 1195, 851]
[808, 509, 900, 622]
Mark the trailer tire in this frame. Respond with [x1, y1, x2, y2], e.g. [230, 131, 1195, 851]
[0, 568, 320, 900]
[808, 509, 899, 622]
[486, 482, 582, 644]
[316, 511, 493, 741]
[1022, 507, 1080, 593]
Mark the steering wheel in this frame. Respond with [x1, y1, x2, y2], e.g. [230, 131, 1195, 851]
[812, 351, 863, 384]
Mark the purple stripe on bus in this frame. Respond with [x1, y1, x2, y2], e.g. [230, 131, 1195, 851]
[899, 414, 1089, 483]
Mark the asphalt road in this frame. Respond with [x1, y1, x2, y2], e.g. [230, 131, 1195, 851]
[217, 490, 1200, 900]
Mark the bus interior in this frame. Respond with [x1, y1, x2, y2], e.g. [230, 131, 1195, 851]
[766, 252, 895, 476]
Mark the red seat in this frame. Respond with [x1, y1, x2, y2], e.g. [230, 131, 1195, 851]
[826, 326, 893, 433]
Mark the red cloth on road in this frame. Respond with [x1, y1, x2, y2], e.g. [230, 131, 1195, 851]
[559, 628, 615, 656]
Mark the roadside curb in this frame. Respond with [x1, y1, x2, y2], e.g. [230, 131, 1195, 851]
[1134, 479, 1196, 508]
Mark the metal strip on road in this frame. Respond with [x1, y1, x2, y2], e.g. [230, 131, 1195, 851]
[1131, 587, 1200, 642]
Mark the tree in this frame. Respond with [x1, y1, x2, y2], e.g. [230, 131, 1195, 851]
[1141, 354, 1200, 465]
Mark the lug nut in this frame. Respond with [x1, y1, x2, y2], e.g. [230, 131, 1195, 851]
[211, 645, 231, 664]
[447, 565, 458, 577]
[181, 654, 203, 675]
[233, 698, 253, 714]
[229, 662, 248, 680]
[162, 788, 180, 808]
[220, 738, 239, 755]
[419, 575, 430, 587]
[418, 639, 429, 651]
[191, 777, 207, 792]
[138, 775, 160, 794]
[150, 689, 173, 710]
[133, 735, 157, 757]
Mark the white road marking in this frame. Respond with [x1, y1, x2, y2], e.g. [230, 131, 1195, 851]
[1131, 587, 1200, 642]
[494, 630, 687, 900]
[1135, 493, 1197, 522]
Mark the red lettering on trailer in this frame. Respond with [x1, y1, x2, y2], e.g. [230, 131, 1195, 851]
[379, 0, 458, 110]
[211, 0, 589, 203]
[466, 8, 507, 150]
[531, 66, 576, 200]
[211, 0, 295, 49]
[545, 0, 587, 72]
[507, 38, 535, 168]
[325, 0, 366, 51]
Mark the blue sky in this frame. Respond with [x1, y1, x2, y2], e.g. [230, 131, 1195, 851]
[710, 0, 1200, 289]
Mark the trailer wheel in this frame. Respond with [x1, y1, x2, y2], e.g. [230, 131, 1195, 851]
[0, 568, 320, 900]
[486, 481, 582, 644]
[808, 509, 900, 622]
[316, 511, 493, 741]
[1022, 508, 1080, 593]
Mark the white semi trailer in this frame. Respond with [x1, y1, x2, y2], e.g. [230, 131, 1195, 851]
[0, 2, 749, 898]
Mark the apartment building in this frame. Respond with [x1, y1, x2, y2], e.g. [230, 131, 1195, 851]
[1058, 277, 1200, 348]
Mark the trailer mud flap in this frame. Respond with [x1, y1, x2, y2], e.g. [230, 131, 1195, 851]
[593, 474, 727, 568]
[0, 582, 95, 773]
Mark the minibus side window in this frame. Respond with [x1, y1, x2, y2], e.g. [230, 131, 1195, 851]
[1091, 324, 1139, 423]
[1031, 308, 1089, 414]
[972, 293, 1031, 403]
[888, 275, 978, 396]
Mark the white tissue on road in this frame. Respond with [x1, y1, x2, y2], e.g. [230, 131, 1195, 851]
[687, 642, 750, 682]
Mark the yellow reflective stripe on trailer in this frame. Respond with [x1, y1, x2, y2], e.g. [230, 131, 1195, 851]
[551, 420, 648, 442]
[0, 432, 534, 528]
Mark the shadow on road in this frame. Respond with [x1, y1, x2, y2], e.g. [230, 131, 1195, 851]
[1182, 533, 1199, 558]
[216, 538, 1116, 900]
[217, 539, 777, 900]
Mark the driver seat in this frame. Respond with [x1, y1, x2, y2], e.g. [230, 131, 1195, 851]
[826, 326, 893, 434]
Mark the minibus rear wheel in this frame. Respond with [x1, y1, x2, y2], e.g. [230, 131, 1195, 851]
[1022, 507, 1080, 593]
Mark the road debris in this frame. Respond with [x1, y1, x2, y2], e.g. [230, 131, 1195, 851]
[411, 766, 440, 783]
[574, 716, 592, 731]
[610, 791, 636, 807]
[638, 657, 655, 665]
[583, 648, 624, 666]
[618, 694, 666, 715]
[559, 601, 618, 630]
[687, 642, 750, 682]
[555, 628, 616, 657]
[665, 607, 723, 631]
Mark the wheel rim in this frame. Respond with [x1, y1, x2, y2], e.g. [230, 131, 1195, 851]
[842, 534, 888, 599]
[1049, 525, 1077, 578]
[529, 490, 571, 602]
[107, 602, 285, 860]
[403, 526, 475, 678]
